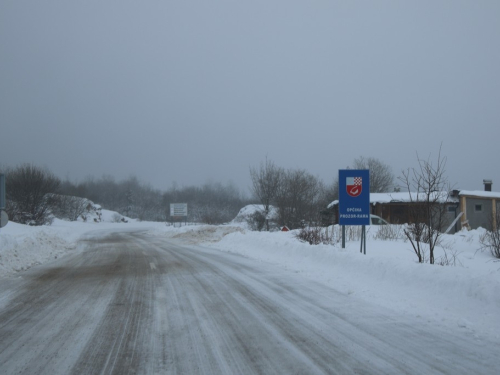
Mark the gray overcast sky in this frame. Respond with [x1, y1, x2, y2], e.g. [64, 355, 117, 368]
[1, 1, 499, 194]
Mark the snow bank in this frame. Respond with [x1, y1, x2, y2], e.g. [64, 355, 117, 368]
[232, 205, 278, 222]
[200, 225, 500, 339]
[0, 213, 156, 277]
[0, 221, 78, 276]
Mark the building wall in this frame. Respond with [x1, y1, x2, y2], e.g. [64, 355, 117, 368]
[443, 204, 460, 233]
[465, 197, 492, 230]
[371, 202, 458, 232]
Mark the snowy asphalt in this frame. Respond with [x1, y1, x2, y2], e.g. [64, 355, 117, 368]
[0, 229, 497, 374]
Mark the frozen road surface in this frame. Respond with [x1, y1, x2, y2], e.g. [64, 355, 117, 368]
[0, 229, 497, 374]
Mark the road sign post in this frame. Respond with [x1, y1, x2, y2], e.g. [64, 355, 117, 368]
[0, 210, 8, 228]
[0, 174, 7, 232]
[0, 174, 5, 210]
[170, 203, 188, 227]
[339, 169, 370, 254]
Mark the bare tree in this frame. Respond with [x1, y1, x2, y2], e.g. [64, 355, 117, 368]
[4, 164, 60, 225]
[47, 170, 249, 223]
[353, 156, 394, 193]
[317, 176, 339, 204]
[399, 146, 450, 264]
[249, 158, 284, 230]
[47, 194, 94, 221]
[275, 169, 323, 229]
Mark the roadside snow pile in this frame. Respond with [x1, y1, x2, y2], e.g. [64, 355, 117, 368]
[100, 209, 134, 223]
[171, 225, 245, 244]
[231, 204, 278, 229]
[200, 225, 500, 339]
[232, 205, 278, 222]
[0, 221, 77, 276]
[0, 213, 142, 278]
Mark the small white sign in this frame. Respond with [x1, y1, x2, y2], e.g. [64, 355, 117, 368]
[170, 203, 188, 217]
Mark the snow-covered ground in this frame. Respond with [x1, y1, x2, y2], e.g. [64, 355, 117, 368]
[0, 210, 157, 276]
[1, 210, 499, 342]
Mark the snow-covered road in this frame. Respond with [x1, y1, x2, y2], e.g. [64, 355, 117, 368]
[0, 229, 497, 374]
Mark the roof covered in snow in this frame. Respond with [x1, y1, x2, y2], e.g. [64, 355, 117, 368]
[328, 191, 457, 208]
[458, 190, 500, 199]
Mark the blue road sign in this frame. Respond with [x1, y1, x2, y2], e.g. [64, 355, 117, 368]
[339, 169, 370, 225]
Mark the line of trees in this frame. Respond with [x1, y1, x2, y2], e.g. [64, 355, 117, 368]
[0, 164, 251, 225]
[62, 176, 250, 224]
[249, 159, 336, 230]
[249, 157, 396, 231]
[60, 175, 166, 222]
[1, 155, 397, 228]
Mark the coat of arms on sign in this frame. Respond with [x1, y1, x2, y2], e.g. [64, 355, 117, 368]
[346, 177, 362, 197]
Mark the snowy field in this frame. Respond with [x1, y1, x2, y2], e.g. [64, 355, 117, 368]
[1, 209, 499, 343]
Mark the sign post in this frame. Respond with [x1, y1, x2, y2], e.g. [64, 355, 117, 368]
[0, 174, 5, 210]
[0, 174, 7, 230]
[0, 210, 7, 228]
[338, 170, 370, 254]
[170, 203, 188, 226]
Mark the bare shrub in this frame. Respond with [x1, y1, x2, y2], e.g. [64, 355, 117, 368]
[374, 224, 406, 241]
[247, 210, 267, 231]
[332, 225, 362, 242]
[296, 227, 330, 245]
[399, 145, 450, 264]
[479, 217, 500, 259]
[345, 226, 363, 241]
[47, 194, 94, 221]
[436, 248, 463, 267]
